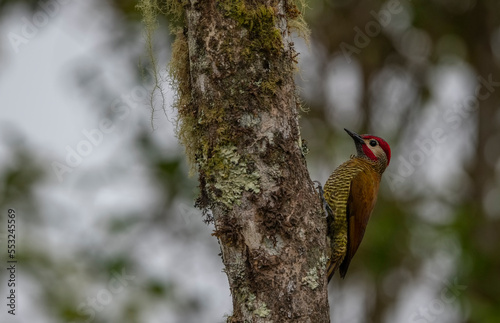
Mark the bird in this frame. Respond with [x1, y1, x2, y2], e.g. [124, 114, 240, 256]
[320, 128, 391, 281]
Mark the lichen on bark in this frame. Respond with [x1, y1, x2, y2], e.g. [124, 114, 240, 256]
[168, 0, 307, 213]
[139, 1, 329, 322]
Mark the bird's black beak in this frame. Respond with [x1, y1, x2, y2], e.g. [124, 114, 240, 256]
[345, 128, 366, 157]
[344, 128, 364, 145]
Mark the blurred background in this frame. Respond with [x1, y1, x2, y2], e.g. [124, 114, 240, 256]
[0, 0, 499, 322]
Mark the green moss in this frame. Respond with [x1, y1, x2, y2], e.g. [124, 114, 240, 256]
[286, 0, 310, 42]
[138, 0, 310, 209]
[260, 75, 282, 95]
[137, 0, 187, 26]
[136, 0, 159, 35]
[137, 0, 164, 128]
[163, 0, 188, 23]
[137, 1, 190, 128]
[219, 1, 283, 57]
[169, 30, 198, 174]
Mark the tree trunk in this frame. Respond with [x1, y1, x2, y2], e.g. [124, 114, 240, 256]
[168, 0, 330, 321]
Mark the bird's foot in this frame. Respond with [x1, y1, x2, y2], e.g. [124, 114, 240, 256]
[313, 180, 334, 218]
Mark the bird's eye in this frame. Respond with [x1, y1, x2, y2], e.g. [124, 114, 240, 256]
[369, 140, 377, 147]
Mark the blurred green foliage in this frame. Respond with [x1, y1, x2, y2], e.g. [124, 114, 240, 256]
[1, 0, 499, 322]
[302, 0, 500, 322]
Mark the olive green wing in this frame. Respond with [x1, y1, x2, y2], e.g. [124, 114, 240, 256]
[324, 159, 362, 282]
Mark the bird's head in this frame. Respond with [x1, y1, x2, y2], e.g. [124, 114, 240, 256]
[344, 128, 391, 170]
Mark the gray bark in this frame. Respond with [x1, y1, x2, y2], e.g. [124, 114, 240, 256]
[171, 1, 330, 321]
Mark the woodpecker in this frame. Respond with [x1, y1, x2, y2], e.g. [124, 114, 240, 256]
[321, 128, 391, 281]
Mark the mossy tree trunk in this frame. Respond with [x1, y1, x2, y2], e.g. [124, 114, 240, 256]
[168, 0, 329, 321]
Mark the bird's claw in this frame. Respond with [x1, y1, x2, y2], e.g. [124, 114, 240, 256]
[314, 180, 334, 218]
